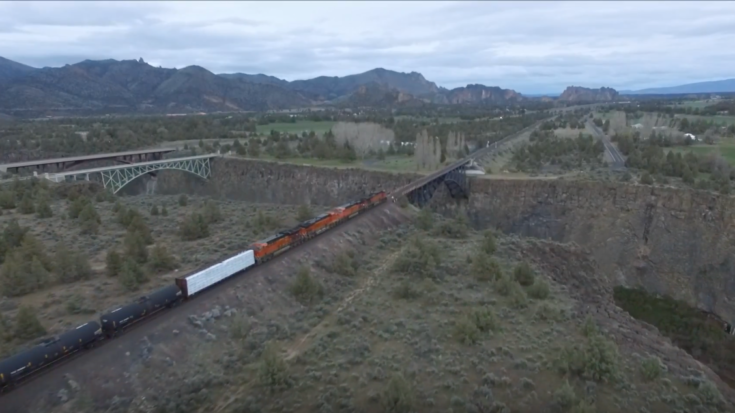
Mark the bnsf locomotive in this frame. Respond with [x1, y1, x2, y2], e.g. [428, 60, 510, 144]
[0, 191, 387, 392]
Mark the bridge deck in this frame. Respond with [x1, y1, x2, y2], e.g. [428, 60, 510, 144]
[48, 154, 219, 177]
[0, 148, 179, 171]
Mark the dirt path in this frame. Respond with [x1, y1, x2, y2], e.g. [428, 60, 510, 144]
[283, 248, 402, 362]
[210, 247, 404, 413]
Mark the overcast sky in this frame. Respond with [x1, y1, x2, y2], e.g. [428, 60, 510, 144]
[0, 1, 733, 94]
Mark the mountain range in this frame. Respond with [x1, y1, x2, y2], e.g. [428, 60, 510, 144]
[620, 79, 735, 95]
[3, 55, 727, 117]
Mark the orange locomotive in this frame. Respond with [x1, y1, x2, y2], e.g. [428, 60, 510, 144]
[250, 191, 387, 264]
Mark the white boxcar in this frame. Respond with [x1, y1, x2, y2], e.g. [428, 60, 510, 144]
[175, 250, 255, 297]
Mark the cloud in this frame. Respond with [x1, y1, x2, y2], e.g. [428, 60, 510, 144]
[0, 1, 733, 94]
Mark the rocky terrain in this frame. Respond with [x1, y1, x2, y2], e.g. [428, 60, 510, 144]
[157, 158, 735, 328]
[10, 209, 735, 413]
[558, 86, 620, 103]
[432, 178, 735, 323]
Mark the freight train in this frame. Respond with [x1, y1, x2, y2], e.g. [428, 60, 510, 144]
[0, 191, 387, 393]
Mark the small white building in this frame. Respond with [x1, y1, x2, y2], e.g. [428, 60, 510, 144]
[684, 133, 700, 142]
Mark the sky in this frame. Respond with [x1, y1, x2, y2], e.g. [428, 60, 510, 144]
[0, 1, 734, 95]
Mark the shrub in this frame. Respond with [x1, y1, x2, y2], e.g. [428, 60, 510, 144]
[150, 205, 159, 216]
[79, 203, 101, 235]
[18, 193, 34, 214]
[415, 207, 434, 231]
[553, 380, 577, 410]
[640, 172, 654, 185]
[127, 215, 153, 245]
[332, 252, 356, 277]
[640, 355, 664, 381]
[149, 244, 177, 272]
[379, 373, 414, 413]
[391, 237, 441, 279]
[124, 230, 149, 264]
[289, 266, 323, 305]
[0, 190, 15, 210]
[481, 230, 497, 255]
[393, 279, 420, 300]
[55, 245, 93, 283]
[258, 341, 289, 392]
[527, 278, 550, 299]
[161, 206, 169, 216]
[582, 335, 620, 382]
[67, 196, 90, 219]
[105, 249, 122, 277]
[295, 204, 313, 222]
[494, 273, 514, 297]
[180, 212, 210, 241]
[35, 195, 53, 218]
[119, 258, 148, 291]
[454, 316, 481, 345]
[178, 194, 188, 206]
[513, 262, 535, 286]
[14, 305, 46, 340]
[510, 282, 529, 308]
[202, 200, 222, 224]
[470, 307, 499, 333]
[471, 252, 502, 282]
[698, 380, 725, 407]
[433, 214, 468, 239]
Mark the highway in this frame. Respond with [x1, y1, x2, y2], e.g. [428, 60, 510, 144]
[586, 120, 626, 168]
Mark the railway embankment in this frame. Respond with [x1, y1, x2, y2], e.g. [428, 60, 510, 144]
[431, 177, 735, 323]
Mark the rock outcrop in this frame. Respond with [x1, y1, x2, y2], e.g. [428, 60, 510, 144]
[432, 178, 735, 323]
[558, 86, 619, 102]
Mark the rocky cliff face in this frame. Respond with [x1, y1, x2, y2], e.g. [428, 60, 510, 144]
[432, 178, 735, 322]
[156, 157, 420, 206]
[444, 84, 523, 104]
[558, 86, 619, 102]
[158, 159, 734, 322]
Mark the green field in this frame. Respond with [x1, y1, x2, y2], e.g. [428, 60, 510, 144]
[667, 100, 714, 110]
[394, 115, 464, 124]
[674, 114, 735, 126]
[232, 154, 425, 173]
[667, 138, 735, 165]
[255, 120, 336, 135]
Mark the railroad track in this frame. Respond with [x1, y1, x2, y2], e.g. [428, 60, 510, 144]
[0, 199, 397, 397]
[0, 121, 547, 397]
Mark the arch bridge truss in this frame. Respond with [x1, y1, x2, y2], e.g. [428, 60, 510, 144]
[404, 162, 470, 207]
[44, 154, 217, 194]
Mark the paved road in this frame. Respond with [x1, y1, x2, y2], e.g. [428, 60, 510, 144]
[586, 120, 626, 168]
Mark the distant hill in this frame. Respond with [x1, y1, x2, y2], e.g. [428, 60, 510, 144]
[0, 57, 311, 115]
[285, 67, 442, 100]
[337, 82, 427, 108]
[440, 84, 523, 105]
[621, 79, 735, 95]
[558, 86, 619, 103]
[0, 56, 646, 116]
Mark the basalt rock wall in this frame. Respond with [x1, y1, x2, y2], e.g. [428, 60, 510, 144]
[155, 157, 420, 207]
[431, 178, 735, 322]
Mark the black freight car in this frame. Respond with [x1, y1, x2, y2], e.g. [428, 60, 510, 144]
[101, 301, 148, 337]
[100, 285, 183, 337]
[0, 321, 100, 389]
[146, 285, 183, 310]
